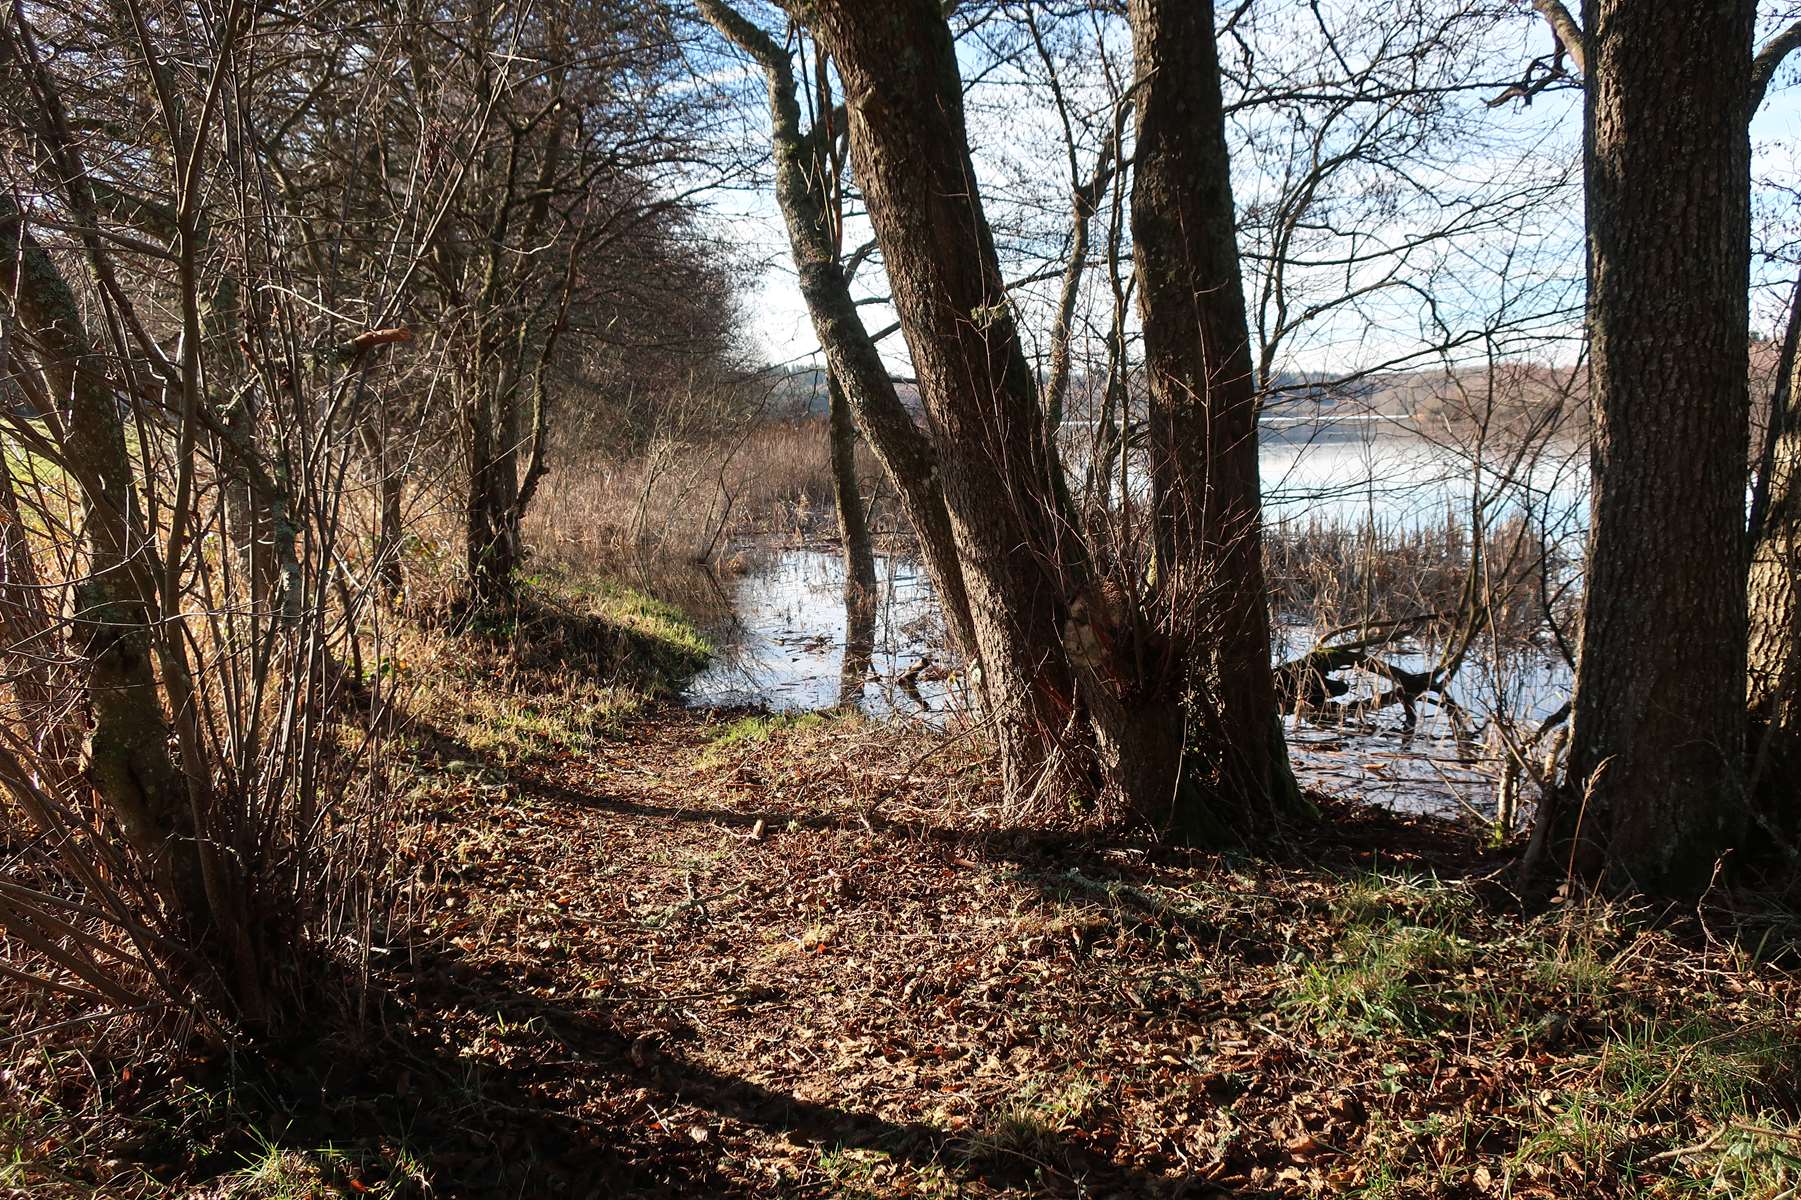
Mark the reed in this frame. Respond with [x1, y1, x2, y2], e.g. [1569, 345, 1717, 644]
[524, 417, 896, 575]
[1265, 510, 1575, 651]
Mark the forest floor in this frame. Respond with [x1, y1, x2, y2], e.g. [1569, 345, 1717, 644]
[5, 574, 1801, 1199]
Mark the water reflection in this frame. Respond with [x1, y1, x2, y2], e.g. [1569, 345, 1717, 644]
[685, 549, 961, 717]
[683, 422, 1584, 824]
[686, 543, 1580, 823]
[839, 578, 875, 708]
[1257, 419, 1587, 535]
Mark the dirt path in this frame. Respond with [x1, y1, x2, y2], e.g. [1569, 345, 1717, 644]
[375, 708, 1512, 1198]
[397, 710, 1202, 1196]
[8, 594, 1795, 1199]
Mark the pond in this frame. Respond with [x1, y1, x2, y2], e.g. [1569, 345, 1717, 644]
[685, 422, 1581, 823]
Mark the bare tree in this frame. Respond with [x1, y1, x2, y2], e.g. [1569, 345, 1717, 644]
[780, 0, 1307, 834]
[0, 0, 461, 1029]
[1537, 0, 1758, 892]
[1128, 0, 1297, 822]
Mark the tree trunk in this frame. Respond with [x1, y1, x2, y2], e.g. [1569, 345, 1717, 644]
[1556, 0, 1756, 893]
[356, 410, 409, 602]
[1747, 281, 1801, 823]
[1128, 0, 1298, 832]
[491, 362, 525, 587]
[222, 392, 284, 613]
[828, 370, 878, 703]
[465, 371, 518, 608]
[696, 0, 981, 689]
[801, 0, 1095, 805]
[379, 460, 406, 600]
[0, 198, 203, 917]
[465, 379, 499, 600]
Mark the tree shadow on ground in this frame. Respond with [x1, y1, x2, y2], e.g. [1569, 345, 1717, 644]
[151, 940, 1225, 1199]
[266, 705, 1508, 1197]
[409, 698, 1498, 888]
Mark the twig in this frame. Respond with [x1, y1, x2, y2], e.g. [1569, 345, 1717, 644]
[1646, 1124, 1726, 1162]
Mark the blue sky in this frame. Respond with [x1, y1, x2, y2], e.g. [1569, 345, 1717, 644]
[693, 2, 1801, 381]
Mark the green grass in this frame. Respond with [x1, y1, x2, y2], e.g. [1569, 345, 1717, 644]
[220, 1135, 339, 1198]
[699, 712, 825, 766]
[410, 568, 714, 765]
[1292, 875, 1642, 1040]
[814, 1146, 959, 1200]
[1281, 874, 1801, 1197]
[556, 575, 713, 686]
[1330, 869, 1474, 930]
[1288, 871, 1478, 1035]
[1511, 1012, 1801, 1192]
[503, 570, 713, 694]
[1289, 919, 1472, 1034]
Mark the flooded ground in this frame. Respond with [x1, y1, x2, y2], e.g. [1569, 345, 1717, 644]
[685, 421, 1580, 824]
[685, 549, 962, 718]
[685, 544, 1572, 824]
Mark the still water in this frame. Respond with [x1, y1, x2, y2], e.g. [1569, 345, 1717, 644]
[685, 424, 1583, 822]
[1258, 419, 1587, 533]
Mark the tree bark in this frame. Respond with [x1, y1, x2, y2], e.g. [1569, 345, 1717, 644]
[1556, 0, 1756, 893]
[0, 197, 203, 917]
[379, 461, 406, 599]
[1128, 0, 1298, 830]
[464, 369, 513, 606]
[796, 0, 1093, 804]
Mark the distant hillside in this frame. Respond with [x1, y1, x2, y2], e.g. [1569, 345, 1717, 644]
[755, 339, 1785, 439]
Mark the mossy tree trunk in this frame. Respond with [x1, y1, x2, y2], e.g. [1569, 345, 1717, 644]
[827, 370, 879, 700]
[0, 198, 205, 919]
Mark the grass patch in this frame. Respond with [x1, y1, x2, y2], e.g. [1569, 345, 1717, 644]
[1290, 919, 1472, 1034]
[1292, 873, 1636, 1039]
[1330, 869, 1474, 930]
[1289, 871, 1477, 1034]
[401, 568, 713, 765]
[1512, 1011, 1801, 1192]
[815, 1147, 960, 1200]
[218, 1137, 342, 1199]
[698, 712, 825, 766]
[491, 570, 712, 695]
[965, 1073, 1103, 1169]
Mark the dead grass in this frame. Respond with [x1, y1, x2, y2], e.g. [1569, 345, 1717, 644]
[524, 417, 898, 577]
[1265, 512, 1574, 648]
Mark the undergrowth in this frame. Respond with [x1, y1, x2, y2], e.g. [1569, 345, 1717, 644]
[1280, 871, 1801, 1195]
[2, 574, 1797, 1200]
